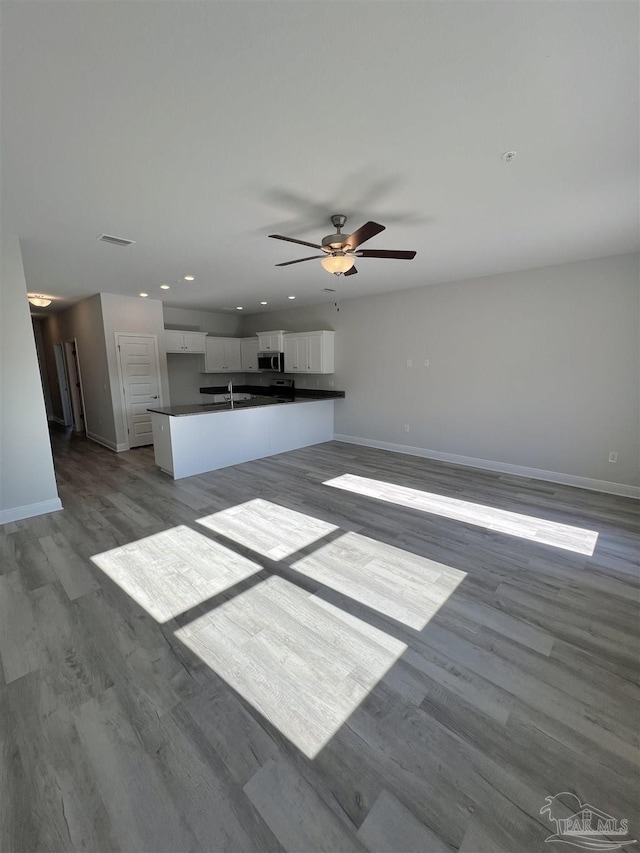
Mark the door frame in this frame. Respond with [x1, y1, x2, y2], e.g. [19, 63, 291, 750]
[115, 332, 163, 450]
[53, 343, 73, 426]
[63, 338, 87, 435]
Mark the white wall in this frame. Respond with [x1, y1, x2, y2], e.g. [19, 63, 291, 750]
[242, 253, 640, 493]
[0, 237, 61, 523]
[100, 293, 170, 449]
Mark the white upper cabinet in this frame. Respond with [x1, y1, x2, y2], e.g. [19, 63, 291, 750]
[240, 337, 260, 372]
[204, 337, 242, 372]
[257, 330, 287, 352]
[283, 331, 335, 374]
[165, 330, 207, 353]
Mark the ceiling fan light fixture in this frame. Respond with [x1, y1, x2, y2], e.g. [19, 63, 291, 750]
[321, 254, 354, 275]
[28, 295, 52, 307]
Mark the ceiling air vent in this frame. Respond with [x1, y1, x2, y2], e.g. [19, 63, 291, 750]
[97, 233, 136, 247]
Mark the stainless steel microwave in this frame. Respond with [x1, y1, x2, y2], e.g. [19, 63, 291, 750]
[257, 351, 285, 372]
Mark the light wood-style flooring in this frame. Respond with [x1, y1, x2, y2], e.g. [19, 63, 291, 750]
[1, 430, 638, 852]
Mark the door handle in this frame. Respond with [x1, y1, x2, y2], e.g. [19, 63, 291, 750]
[151, 395, 158, 399]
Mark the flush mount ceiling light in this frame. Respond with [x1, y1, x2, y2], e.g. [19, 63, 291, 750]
[270, 214, 416, 277]
[28, 295, 52, 307]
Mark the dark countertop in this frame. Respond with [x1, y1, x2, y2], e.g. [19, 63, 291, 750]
[200, 384, 345, 400]
[149, 391, 344, 417]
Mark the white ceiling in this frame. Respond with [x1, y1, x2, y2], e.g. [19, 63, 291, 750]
[2, 1, 638, 316]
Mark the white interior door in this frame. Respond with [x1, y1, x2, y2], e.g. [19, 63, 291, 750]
[116, 334, 162, 448]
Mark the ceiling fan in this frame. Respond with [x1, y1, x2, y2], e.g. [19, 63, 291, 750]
[269, 214, 417, 276]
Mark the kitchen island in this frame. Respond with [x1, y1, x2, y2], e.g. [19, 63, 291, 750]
[148, 388, 344, 479]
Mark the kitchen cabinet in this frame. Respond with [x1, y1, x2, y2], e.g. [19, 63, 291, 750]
[165, 330, 207, 353]
[204, 336, 242, 372]
[257, 330, 286, 352]
[283, 331, 335, 374]
[240, 337, 260, 372]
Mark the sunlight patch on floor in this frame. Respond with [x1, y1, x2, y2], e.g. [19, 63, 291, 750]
[91, 525, 262, 621]
[176, 574, 409, 758]
[324, 474, 599, 555]
[290, 530, 466, 630]
[196, 498, 338, 560]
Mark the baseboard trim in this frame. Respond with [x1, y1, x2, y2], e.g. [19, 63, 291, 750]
[52, 416, 67, 426]
[333, 435, 640, 499]
[86, 432, 129, 453]
[0, 498, 63, 525]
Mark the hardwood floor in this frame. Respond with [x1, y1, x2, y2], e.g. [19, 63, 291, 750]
[1, 430, 638, 852]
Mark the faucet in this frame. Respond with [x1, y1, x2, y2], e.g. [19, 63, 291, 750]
[227, 379, 233, 407]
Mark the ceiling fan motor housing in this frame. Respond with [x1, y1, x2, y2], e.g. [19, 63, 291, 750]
[321, 233, 349, 252]
[322, 214, 349, 252]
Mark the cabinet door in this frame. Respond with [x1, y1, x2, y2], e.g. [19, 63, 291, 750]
[307, 334, 323, 372]
[224, 339, 242, 371]
[240, 338, 259, 372]
[283, 336, 301, 372]
[165, 330, 185, 353]
[182, 332, 206, 353]
[204, 337, 226, 371]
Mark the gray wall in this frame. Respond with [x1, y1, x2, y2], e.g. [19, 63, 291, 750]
[0, 236, 61, 522]
[163, 305, 242, 405]
[242, 253, 640, 490]
[163, 306, 241, 336]
[100, 293, 170, 449]
[42, 294, 114, 444]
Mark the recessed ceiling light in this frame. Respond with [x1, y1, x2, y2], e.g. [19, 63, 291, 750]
[287, 295, 296, 300]
[184, 275, 195, 281]
[139, 292, 148, 298]
[236, 306, 243, 310]
[160, 284, 170, 290]
[260, 301, 268, 305]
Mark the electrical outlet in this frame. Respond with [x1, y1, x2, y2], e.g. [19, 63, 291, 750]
[406, 359, 412, 368]
[608, 451, 618, 463]
[403, 424, 410, 432]
[424, 359, 430, 367]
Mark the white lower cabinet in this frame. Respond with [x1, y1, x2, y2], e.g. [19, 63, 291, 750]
[283, 331, 334, 374]
[240, 337, 260, 372]
[204, 337, 242, 372]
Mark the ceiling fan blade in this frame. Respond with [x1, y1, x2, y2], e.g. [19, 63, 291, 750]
[343, 265, 358, 276]
[269, 234, 324, 250]
[341, 221, 385, 250]
[356, 249, 417, 260]
[275, 255, 325, 267]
